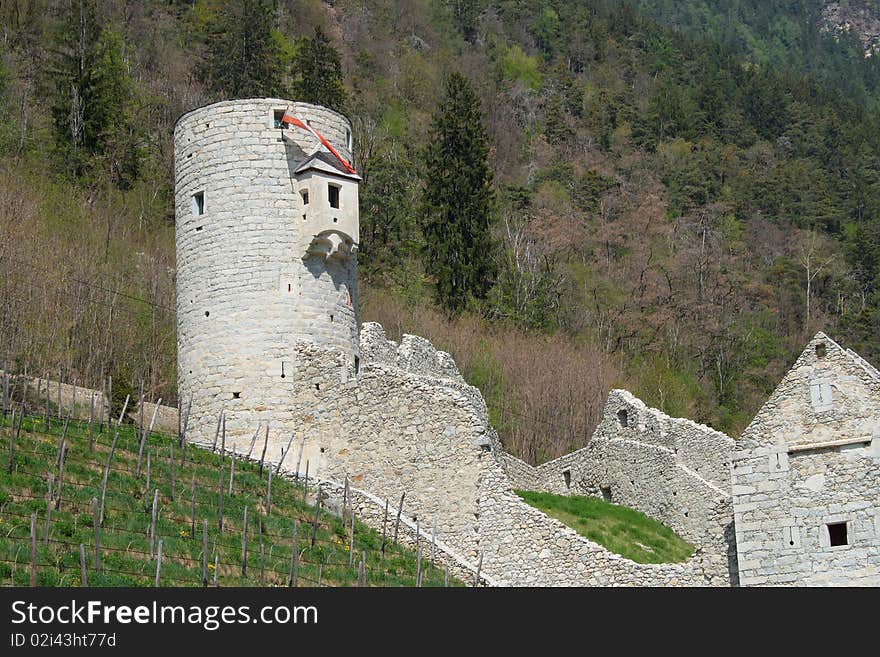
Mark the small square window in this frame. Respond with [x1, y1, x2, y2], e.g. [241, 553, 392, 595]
[273, 109, 286, 129]
[192, 191, 204, 216]
[300, 189, 309, 205]
[328, 184, 340, 209]
[815, 342, 827, 358]
[828, 522, 848, 547]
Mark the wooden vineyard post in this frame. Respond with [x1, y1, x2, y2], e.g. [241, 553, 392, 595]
[415, 522, 422, 587]
[241, 506, 249, 577]
[55, 444, 67, 511]
[217, 463, 224, 532]
[87, 392, 95, 450]
[212, 409, 223, 452]
[293, 434, 305, 484]
[266, 469, 272, 516]
[190, 476, 197, 539]
[310, 491, 320, 547]
[247, 424, 260, 458]
[136, 398, 161, 477]
[381, 498, 389, 559]
[29, 512, 37, 587]
[393, 492, 405, 545]
[149, 489, 159, 559]
[276, 432, 295, 476]
[258, 423, 269, 476]
[79, 544, 87, 587]
[99, 431, 120, 526]
[98, 378, 105, 433]
[155, 540, 163, 587]
[144, 452, 151, 513]
[228, 445, 236, 496]
[202, 520, 208, 587]
[92, 498, 101, 573]
[170, 444, 176, 502]
[43, 475, 53, 545]
[348, 507, 355, 568]
[289, 520, 299, 587]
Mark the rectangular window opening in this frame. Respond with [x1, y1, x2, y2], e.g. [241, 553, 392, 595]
[600, 486, 612, 503]
[273, 109, 286, 129]
[300, 189, 309, 205]
[192, 191, 205, 216]
[563, 469, 571, 490]
[328, 183, 340, 209]
[828, 522, 848, 547]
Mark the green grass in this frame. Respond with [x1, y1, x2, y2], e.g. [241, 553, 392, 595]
[0, 410, 461, 587]
[515, 490, 695, 564]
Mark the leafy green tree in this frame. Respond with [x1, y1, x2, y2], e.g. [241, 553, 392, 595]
[421, 72, 497, 314]
[291, 28, 347, 112]
[199, 0, 284, 99]
[47, 1, 138, 185]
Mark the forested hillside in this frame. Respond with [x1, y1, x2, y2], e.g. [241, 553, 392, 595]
[2, 0, 879, 464]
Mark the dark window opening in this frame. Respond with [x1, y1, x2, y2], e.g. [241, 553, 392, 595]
[192, 191, 205, 216]
[617, 409, 628, 428]
[288, 283, 292, 292]
[320, 447, 325, 453]
[328, 184, 340, 209]
[333, 217, 338, 223]
[684, 511, 689, 517]
[329, 314, 334, 323]
[600, 487, 612, 503]
[273, 109, 285, 128]
[354, 356, 360, 375]
[300, 189, 309, 205]
[563, 469, 571, 490]
[302, 214, 307, 221]
[232, 392, 241, 399]
[204, 311, 210, 317]
[816, 342, 827, 358]
[828, 522, 848, 546]
[195, 226, 203, 232]
[315, 383, 320, 391]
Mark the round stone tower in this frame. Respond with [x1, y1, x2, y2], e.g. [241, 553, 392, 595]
[174, 98, 360, 446]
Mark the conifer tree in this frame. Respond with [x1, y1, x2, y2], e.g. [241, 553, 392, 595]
[421, 71, 497, 314]
[199, 0, 284, 99]
[291, 28, 348, 113]
[48, 0, 138, 184]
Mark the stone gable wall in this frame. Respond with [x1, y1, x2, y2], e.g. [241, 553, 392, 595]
[732, 333, 880, 585]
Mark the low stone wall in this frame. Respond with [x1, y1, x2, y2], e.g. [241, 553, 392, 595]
[503, 389, 735, 547]
[477, 458, 731, 586]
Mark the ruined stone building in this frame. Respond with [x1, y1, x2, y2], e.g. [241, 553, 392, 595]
[731, 333, 880, 585]
[174, 99, 880, 586]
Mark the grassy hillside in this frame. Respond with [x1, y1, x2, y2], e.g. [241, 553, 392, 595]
[516, 490, 694, 564]
[0, 410, 458, 587]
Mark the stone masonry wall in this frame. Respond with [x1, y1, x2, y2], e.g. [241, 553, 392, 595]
[732, 333, 880, 585]
[503, 389, 735, 548]
[175, 98, 359, 462]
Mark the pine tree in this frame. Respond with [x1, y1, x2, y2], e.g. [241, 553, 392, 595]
[291, 28, 347, 112]
[421, 72, 496, 314]
[47, 0, 138, 184]
[199, 0, 284, 99]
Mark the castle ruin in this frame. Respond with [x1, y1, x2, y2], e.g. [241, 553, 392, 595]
[174, 99, 880, 586]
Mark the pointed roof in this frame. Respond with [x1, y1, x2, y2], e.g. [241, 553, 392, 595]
[294, 151, 361, 181]
[739, 331, 880, 448]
